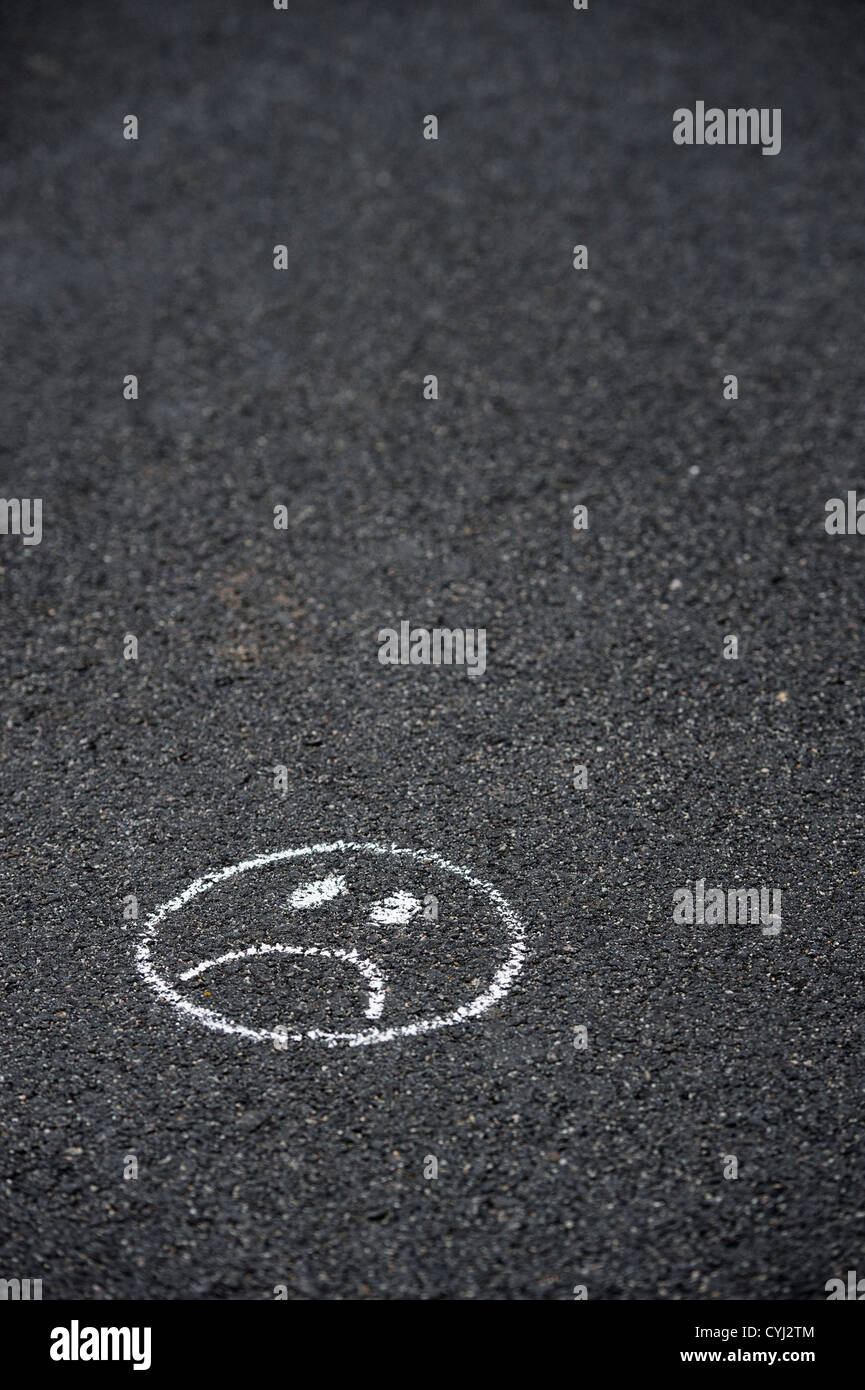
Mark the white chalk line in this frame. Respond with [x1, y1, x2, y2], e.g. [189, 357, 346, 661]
[135, 841, 526, 1047]
[178, 942, 386, 1019]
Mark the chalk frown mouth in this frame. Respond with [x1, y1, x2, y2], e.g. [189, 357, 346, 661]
[178, 942, 387, 1019]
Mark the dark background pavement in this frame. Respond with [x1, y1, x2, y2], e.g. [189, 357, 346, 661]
[1, 0, 864, 1298]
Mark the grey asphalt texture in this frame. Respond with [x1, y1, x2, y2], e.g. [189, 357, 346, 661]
[1, 0, 864, 1300]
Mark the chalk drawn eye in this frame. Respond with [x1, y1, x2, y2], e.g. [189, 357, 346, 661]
[287, 875, 347, 909]
[368, 892, 422, 926]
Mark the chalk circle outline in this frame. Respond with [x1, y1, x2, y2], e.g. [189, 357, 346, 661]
[134, 840, 526, 1047]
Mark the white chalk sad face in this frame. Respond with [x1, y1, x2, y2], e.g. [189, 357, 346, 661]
[135, 843, 525, 1046]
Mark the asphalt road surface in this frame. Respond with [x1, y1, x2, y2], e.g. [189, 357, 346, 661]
[2, 0, 864, 1300]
